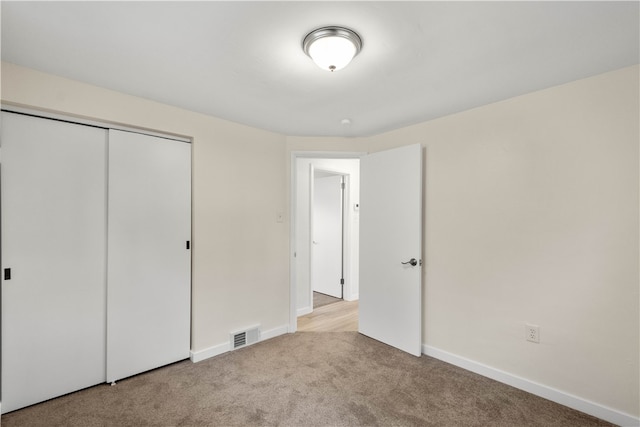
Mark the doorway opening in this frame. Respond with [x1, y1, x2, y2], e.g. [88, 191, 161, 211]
[291, 145, 424, 356]
[289, 153, 362, 332]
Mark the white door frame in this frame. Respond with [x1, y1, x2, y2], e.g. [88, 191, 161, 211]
[289, 151, 364, 332]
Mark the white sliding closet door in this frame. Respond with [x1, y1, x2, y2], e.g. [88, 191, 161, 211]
[1, 112, 107, 413]
[107, 130, 191, 383]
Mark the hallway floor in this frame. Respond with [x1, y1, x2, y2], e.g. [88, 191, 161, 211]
[298, 299, 358, 332]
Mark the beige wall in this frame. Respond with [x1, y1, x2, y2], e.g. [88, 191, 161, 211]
[1, 62, 290, 354]
[288, 65, 640, 418]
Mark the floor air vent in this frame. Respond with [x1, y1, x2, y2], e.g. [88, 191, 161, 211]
[230, 325, 260, 350]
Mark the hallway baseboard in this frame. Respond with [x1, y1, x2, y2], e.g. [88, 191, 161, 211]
[297, 306, 312, 317]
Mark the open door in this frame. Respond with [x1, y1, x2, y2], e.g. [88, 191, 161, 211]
[359, 144, 423, 356]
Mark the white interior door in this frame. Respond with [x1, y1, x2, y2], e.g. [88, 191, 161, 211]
[107, 130, 191, 383]
[359, 144, 423, 356]
[311, 173, 343, 299]
[1, 112, 107, 413]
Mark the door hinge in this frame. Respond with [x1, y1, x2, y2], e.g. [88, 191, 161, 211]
[186, 241, 190, 250]
[340, 278, 344, 285]
[4, 268, 11, 280]
[341, 182, 345, 189]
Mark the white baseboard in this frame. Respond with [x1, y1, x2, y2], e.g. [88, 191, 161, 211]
[297, 306, 312, 316]
[190, 324, 290, 364]
[423, 345, 639, 427]
[344, 293, 359, 302]
[261, 324, 289, 341]
[190, 341, 229, 363]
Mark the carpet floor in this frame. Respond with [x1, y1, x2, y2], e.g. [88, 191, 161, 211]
[1, 332, 612, 427]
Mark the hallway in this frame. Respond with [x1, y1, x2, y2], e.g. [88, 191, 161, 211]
[297, 299, 358, 332]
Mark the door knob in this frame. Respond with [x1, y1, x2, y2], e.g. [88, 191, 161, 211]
[401, 258, 418, 267]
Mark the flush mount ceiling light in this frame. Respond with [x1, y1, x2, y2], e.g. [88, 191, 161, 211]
[302, 26, 363, 72]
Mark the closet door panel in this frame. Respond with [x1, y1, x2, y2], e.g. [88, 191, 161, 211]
[1, 112, 107, 413]
[107, 130, 191, 382]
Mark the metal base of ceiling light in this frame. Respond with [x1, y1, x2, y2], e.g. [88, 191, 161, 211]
[302, 26, 363, 72]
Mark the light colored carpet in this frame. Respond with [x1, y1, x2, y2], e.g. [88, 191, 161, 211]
[1, 332, 612, 427]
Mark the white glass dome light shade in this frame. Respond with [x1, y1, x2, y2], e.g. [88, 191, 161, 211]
[303, 26, 363, 72]
[308, 36, 356, 72]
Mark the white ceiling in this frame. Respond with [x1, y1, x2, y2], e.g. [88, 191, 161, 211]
[1, 1, 638, 137]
